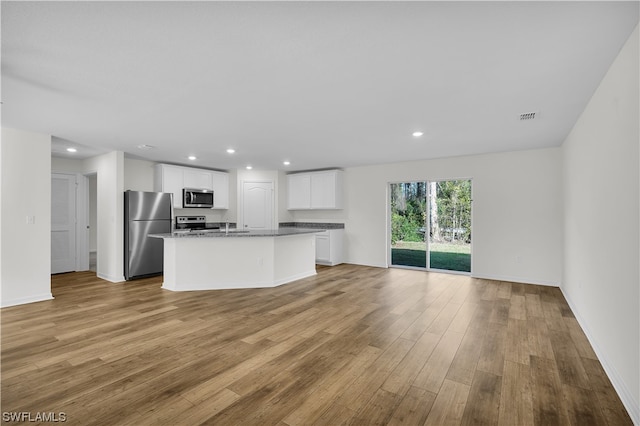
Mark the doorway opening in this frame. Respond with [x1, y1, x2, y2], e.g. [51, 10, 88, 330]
[389, 179, 472, 274]
[87, 173, 97, 272]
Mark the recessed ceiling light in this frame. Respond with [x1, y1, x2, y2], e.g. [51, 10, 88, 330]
[412, 131, 424, 137]
[188, 156, 197, 161]
[226, 148, 236, 154]
[137, 144, 156, 150]
[246, 165, 253, 170]
[283, 161, 291, 166]
[66, 148, 77, 153]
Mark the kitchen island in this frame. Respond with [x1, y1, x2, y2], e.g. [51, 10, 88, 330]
[149, 228, 321, 291]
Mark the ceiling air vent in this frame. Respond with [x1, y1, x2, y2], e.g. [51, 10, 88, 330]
[519, 112, 537, 121]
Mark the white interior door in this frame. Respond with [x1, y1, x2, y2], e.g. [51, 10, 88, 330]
[51, 173, 77, 274]
[242, 181, 274, 230]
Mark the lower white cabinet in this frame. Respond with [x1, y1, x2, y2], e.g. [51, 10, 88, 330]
[315, 229, 344, 266]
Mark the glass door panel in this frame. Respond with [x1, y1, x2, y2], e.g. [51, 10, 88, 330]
[390, 182, 427, 268]
[428, 180, 472, 273]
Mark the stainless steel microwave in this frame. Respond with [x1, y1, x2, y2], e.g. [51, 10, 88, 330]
[183, 188, 214, 208]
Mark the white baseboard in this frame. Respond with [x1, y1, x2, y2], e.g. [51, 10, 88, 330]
[561, 288, 639, 425]
[97, 273, 125, 283]
[471, 272, 559, 287]
[162, 269, 317, 292]
[1, 293, 54, 308]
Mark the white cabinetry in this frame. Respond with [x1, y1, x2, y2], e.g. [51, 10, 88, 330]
[156, 164, 185, 209]
[287, 174, 311, 210]
[287, 170, 343, 210]
[210, 171, 229, 210]
[155, 164, 229, 209]
[315, 229, 344, 266]
[183, 169, 213, 190]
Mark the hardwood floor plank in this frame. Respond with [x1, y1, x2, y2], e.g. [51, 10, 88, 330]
[526, 317, 555, 360]
[381, 331, 441, 396]
[504, 318, 529, 365]
[447, 302, 478, 334]
[524, 293, 544, 318]
[283, 345, 381, 426]
[495, 281, 512, 300]
[508, 294, 527, 320]
[476, 322, 507, 376]
[562, 383, 607, 426]
[548, 328, 591, 390]
[489, 298, 510, 326]
[425, 301, 462, 335]
[460, 370, 502, 426]
[388, 386, 437, 426]
[313, 403, 357, 425]
[445, 326, 488, 386]
[498, 360, 533, 426]
[530, 355, 571, 426]
[337, 338, 414, 408]
[1, 265, 631, 425]
[424, 379, 471, 426]
[350, 388, 403, 425]
[563, 316, 599, 360]
[413, 329, 464, 393]
[582, 358, 634, 426]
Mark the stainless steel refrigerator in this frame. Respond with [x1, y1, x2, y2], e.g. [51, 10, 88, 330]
[124, 190, 173, 280]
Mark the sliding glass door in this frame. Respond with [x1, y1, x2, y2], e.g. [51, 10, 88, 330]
[390, 179, 472, 273]
[390, 182, 427, 268]
[428, 180, 472, 273]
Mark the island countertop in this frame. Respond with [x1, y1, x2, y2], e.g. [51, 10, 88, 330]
[149, 227, 324, 239]
[155, 228, 319, 291]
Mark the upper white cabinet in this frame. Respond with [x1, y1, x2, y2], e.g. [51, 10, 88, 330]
[156, 164, 185, 209]
[210, 171, 229, 210]
[287, 170, 343, 210]
[287, 174, 311, 210]
[183, 169, 213, 190]
[155, 163, 229, 209]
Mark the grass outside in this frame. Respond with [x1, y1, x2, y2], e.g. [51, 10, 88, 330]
[391, 241, 471, 272]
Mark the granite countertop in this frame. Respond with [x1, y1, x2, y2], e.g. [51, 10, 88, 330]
[149, 227, 325, 239]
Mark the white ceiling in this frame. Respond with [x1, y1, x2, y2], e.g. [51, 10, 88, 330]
[2, 1, 638, 171]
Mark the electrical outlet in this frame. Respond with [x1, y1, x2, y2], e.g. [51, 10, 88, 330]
[25, 216, 35, 225]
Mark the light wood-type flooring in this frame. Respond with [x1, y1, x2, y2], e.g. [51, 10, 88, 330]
[1, 264, 632, 425]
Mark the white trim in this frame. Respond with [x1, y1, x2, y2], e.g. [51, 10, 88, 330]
[1, 293, 54, 308]
[471, 272, 559, 287]
[430, 268, 471, 276]
[561, 288, 639, 425]
[75, 174, 90, 271]
[161, 269, 316, 292]
[97, 273, 125, 283]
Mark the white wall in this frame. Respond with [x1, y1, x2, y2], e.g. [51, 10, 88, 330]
[89, 175, 97, 252]
[1, 128, 54, 307]
[562, 25, 639, 423]
[84, 151, 125, 282]
[53, 153, 126, 281]
[336, 148, 563, 285]
[124, 157, 155, 192]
